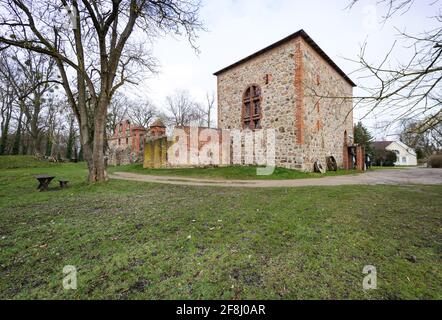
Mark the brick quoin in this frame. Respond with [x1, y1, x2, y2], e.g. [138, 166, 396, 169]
[217, 76, 221, 129]
[294, 39, 305, 146]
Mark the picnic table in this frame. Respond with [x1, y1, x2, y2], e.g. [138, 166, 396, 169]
[35, 175, 55, 191]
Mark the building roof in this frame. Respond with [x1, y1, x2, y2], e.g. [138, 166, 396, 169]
[150, 119, 166, 127]
[213, 29, 356, 87]
[132, 126, 147, 131]
[372, 141, 394, 151]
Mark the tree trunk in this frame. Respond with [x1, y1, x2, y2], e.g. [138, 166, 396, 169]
[66, 119, 75, 160]
[45, 133, 52, 157]
[12, 109, 23, 155]
[81, 97, 109, 183]
[0, 106, 11, 155]
[88, 110, 107, 182]
[30, 116, 40, 155]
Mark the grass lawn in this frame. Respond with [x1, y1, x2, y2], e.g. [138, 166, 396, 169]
[110, 164, 361, 180]
[0, 155, 63, 169]
[0, 156, 441, 299]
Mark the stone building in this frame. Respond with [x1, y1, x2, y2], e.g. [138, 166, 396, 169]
[372, 141, 417, 166]
[107, 120, 147, 166]
[214, 29, 356, 171]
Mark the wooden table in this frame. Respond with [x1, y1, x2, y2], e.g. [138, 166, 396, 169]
[36, 175, 55, 191]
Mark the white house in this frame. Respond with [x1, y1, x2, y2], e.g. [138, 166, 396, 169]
[372, 141, 418, 166]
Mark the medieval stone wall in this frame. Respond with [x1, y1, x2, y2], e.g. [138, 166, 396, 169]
[300, 38, 354, 171]
[217, 40, 300, 168]
[107, 120, 147, 166]
[216, 35, 354, 171]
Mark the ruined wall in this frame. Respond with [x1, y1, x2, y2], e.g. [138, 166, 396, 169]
[107, 120, 146, 166]
[143, 127, 227, 168]
[143, 137, 170, 168]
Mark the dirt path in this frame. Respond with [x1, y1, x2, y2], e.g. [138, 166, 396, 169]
[110, 167, 442, 188]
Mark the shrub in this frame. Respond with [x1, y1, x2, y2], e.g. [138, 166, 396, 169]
[373, 150, 397, 167]
[428, 155, 442, 168]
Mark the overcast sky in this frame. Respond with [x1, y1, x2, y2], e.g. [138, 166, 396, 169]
[128, 0, 439, 139]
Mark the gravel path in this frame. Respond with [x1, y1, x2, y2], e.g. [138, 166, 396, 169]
[110, 167, 442, 188]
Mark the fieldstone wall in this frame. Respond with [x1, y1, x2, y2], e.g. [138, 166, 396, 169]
[217, 40, 300, 168]
[216, 35, 354, 171]
[107, 145, 143, 166]
[107, 120, 147, 166]
[300, 38, 354, 171]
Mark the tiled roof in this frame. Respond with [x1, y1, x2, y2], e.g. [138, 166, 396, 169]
[213, 29, 356, 87]
[371, 141, 394, 151]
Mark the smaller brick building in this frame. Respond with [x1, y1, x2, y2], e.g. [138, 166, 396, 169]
[107, 120, 147, 166]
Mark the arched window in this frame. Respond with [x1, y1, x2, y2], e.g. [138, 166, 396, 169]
[242, 85, 262, 129]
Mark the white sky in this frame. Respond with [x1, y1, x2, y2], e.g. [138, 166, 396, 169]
[126, 0, 439, 139]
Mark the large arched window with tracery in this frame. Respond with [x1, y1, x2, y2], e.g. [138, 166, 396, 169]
[242, 85, 262, 129]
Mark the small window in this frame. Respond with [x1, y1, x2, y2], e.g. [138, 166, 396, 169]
[139, 135, 144, 149]
[265, 74, 271, 85]
[126, 137, 129, 145]
[242, 85, 262, 129]
[118, 139, 121, 146]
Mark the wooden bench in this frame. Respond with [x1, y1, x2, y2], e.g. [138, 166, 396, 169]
[59, 180, 69, 188]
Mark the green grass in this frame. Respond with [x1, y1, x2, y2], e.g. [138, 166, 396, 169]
[0, 155, 61, 169]
[0, 157, 441, 299]
[110, 164, 361, 180]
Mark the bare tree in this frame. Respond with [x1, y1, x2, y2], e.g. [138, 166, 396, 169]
[400, 118, 442, 156]
[44, 96, 64, 157]
[11, 106, 24, 155]
[0, 0, 203, 182]
[165, 90, 199, 127]
[106, 91, 129, 136]
[66, 112, 77, 160]
[128, 98, 157, 128]
[342, 0, 442, 134]
[0, 48, 57, 154]
[195, 91, 216, 127]
[0, 82, 14, 154]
